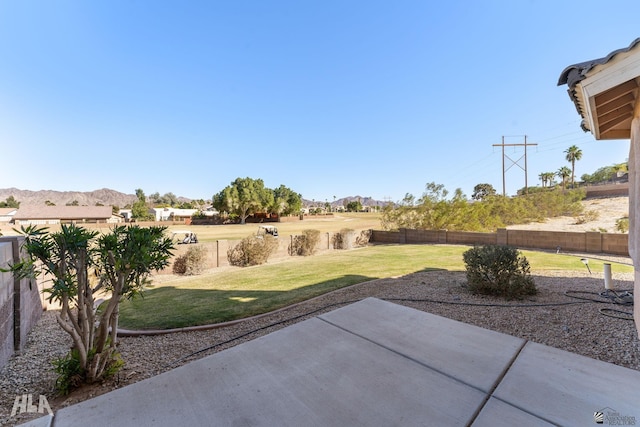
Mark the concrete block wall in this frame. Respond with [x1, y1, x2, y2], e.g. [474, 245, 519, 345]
[0, 242, 14, 367]
[602, 233, 629, 256]
[370, 230, 403, 244]
[446, 231, 497, 245]
[369, 228, 629, 257]
[0, 237, 43, 369]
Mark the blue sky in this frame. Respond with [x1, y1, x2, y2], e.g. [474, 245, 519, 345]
[0, 1, 637, 203]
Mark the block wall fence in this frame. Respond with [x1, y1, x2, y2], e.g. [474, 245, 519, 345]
[369, 228, 629, 256]
[0, 236, 42, 368]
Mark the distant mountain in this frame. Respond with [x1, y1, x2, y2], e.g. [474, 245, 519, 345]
[303, 195, 391, 207]
[1, 188, 391, 210]
[0, 188, 139, 208]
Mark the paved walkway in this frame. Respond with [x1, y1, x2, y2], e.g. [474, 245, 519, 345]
[21, 298, 640, 426]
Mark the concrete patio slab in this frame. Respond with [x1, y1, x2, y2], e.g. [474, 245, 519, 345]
[318, 297, 526, 392]
[493, 340, 640, 426]
[16, 297, 640, 426]
[47, 307, 487, 427]
[472, 397, 555, 427]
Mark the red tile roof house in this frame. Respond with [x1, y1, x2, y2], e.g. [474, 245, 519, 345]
[12, 206, 121, 226]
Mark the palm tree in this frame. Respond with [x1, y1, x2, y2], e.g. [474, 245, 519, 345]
[538, 172, 555, 188]
[564, 145, 583, 187]
[557, 166, 571, 190]
[545, 172, 555, 188]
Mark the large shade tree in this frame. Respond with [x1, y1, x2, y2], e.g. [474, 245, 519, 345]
[272, 185, 303, 216]
[564, 145, 583, 187]
[212, 177, 274, 224]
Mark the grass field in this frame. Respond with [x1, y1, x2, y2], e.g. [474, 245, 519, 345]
[0, 212, 382, 240]
[167, 212, 383, 241]
[117, 243, 632, 330]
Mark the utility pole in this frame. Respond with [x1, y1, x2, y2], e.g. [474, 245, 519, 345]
[493, 136, 538, 196]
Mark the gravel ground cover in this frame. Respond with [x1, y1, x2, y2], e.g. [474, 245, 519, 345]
[1, 254, 638, 425]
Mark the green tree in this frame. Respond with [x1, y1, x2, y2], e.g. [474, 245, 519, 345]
[177, 201, 195, 209]
[272, 185, 303, 216]
[346, 200, 363, 212]
[6, 224, 174, 389]
[132, 188, 151, 220]
[565, 145, 583, 187]
[0, 195, 20, 208]
[471, 183, 496, 201]
[544, 172, 556, 187]
[538, 172, 555, 188]
[149, 192, 162, 205]
[163, 192, 178, 206]
[557, 166, 572, 190]
[212, 177, 273, 224]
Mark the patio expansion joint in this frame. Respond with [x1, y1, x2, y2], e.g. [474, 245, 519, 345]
[318, 317, 559, 427]
[466, 340, 561, 427]
[317, 316, 490, 394]
[466, 338, 528, 425]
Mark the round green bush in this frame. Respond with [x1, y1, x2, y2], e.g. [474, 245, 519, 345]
[462, 245, 536, 299]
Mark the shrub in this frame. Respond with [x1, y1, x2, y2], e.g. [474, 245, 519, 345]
[228, 235, 278, 266]
[575, 209, 599, 224]
[290, 229, 321, 256]
[615, 217, 629, 233]
[52, 349, 84, 395]
[332, 228, 355, 249]
[462, 245, 536, 299]
[355, 229, 371, 247]
[173, 246, 207, 275]
[52, 347, 124, 395]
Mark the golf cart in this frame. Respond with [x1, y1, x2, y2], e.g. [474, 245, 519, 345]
[257, 225, 278, 238]
[172, 230, 199, 244]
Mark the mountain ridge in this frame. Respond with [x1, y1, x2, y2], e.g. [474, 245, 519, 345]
[0, 188, 389, 208]
[0, 188, 139, 208]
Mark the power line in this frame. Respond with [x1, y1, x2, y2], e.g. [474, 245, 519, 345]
[493, 136, 538, 196]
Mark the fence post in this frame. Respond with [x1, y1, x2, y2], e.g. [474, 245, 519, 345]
[496, 228, 508, 245]
[585, 231, 602, 253]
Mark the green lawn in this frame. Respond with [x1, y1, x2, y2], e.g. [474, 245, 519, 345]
[117, 244, 633, 330]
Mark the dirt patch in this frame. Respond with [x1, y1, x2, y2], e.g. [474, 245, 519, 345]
[507, 196, 629, 233]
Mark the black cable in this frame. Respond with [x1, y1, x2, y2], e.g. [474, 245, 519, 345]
[564, 289, 634, 306]
[384, 297, 592, 308]
[599, 308, 634, 321]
